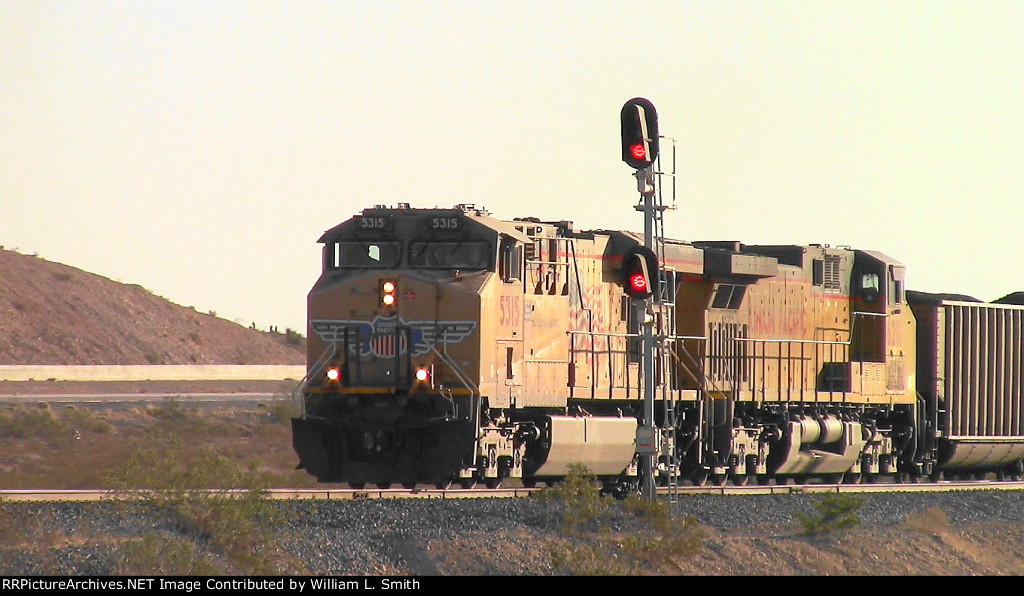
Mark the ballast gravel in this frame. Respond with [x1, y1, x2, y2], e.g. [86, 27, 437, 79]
[3, 490, 1024, 575]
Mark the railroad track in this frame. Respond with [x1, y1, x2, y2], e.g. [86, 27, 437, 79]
[5, 480, 1024, 503]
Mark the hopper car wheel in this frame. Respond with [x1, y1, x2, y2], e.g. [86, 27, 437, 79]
[402, 482, 417, 490]
[729, 472, 749, 487]
[843, 472, 862, 485]
[485, 478, 502, 489]
[459, 478, 478, 489]
[756, 475, 770, 486]
[435, 478, 453, 490]
[929, 470, 944, 483]
[522, 477, 538, 488]
[710, 473, 728, 487]
[823, 473, 844, 485]
[1012, 460, 1024, 481]
[376, 482, 392, 489]
[349, 483, 365, 490]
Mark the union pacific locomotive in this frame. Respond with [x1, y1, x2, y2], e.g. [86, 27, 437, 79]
[291, 203, 1024, 492]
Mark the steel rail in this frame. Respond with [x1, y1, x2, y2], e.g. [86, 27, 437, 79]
[4, 480, 1024, 503]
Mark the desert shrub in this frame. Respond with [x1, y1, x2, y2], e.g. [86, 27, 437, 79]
[535, 464, 611, 535]
[539, 465, 704, 575]
[260, 398, 302, 426]
[115, 532, 218, 576]
[284, 328, 304, 346]
[0, 403, 72, 441]
[108, 439, 295, 575]
[61, 406, 114, 434]
[794, 493, 865, 536]
[621, 495, 704, 561]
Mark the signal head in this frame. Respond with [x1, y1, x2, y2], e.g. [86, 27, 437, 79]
[620, 97, 659, 170]
[622, 246, 659, 300]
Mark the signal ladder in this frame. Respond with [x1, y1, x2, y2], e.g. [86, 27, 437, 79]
[649, 137, 683, 504]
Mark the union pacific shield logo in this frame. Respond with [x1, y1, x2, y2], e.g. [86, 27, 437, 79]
[310, 316, 476, 359]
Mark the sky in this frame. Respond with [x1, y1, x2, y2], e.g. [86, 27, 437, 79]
[2, 1, 1022, 334]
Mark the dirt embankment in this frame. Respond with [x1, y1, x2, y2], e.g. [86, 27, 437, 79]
[0, 248, 304, 366]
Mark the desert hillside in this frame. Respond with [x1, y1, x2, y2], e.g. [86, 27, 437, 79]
[0, 248, 304, 365]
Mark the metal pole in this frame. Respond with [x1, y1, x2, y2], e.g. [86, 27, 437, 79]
[638, 166, 657, 499]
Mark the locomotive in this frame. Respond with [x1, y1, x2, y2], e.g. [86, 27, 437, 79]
[291, 203, 1024, 491]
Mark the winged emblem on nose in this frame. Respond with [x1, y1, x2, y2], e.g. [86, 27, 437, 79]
[310, 316, 477, 358]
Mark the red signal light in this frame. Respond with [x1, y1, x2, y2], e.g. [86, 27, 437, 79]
[621, 98, 659, 170]
[630, 272, 649, 293]
[622, 246, 658, 300]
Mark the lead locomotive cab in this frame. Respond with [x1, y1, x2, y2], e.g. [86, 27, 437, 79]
[293, 204, 537, 488]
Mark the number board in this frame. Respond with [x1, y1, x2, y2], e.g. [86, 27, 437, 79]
[424, 216, 464, 232]
[356, 216, 392, 231]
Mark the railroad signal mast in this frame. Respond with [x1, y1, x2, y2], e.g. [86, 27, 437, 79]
[620, 97, 668, 500]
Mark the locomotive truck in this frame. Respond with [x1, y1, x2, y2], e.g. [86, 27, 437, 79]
[291, 203, 1024, 492]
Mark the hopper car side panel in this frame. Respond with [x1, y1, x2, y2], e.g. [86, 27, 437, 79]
[910, 297, 1024, 472]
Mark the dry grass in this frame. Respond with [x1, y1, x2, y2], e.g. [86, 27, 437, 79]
[0, 398, 316, 490]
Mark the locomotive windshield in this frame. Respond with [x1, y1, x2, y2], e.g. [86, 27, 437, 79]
[329, 241, 402, 269]
[409, 241, 491, 270]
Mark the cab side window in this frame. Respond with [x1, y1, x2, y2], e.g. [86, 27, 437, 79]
[859, 273, 880, 303]
[499, 238, 522, 282]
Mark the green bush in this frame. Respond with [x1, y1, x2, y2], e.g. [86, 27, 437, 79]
[0, 403, 73, 441]
[108, 439, 297, 575]
[794, 493, 865, 536]
[539, 465, 704, 575]
[115, 532, 218, 576]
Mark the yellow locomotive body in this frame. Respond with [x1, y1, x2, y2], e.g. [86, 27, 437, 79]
[292, 204, 1022, 490]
